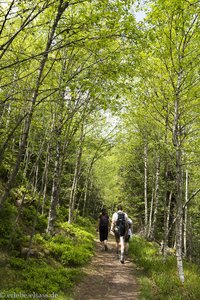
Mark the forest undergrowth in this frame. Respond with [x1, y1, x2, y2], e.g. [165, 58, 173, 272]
[130, 236, 200, 300]
[1, 198, 200, 300]
[0, 200, 96, 300]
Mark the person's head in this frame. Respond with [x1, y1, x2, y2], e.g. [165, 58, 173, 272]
[101, 208, 107, 215]
[117, 204, 123, 211]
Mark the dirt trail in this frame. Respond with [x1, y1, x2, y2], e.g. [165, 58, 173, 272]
[73, 234, 140, 300]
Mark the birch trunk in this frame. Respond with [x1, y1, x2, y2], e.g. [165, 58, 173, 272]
[82, 160, 95, 217]
[183, 170, 188, 257]
[46, 128, 61, 234]
[41, 116, 55, 215]
[188, 216, 193, 262]
[144, 142, 148, 236]
[147, 184, 154, 239]
[41, 143, 50, 215]
[149, 157, 160, 240]
[68, 124, 84, 224]
[163, 190, 172, 258]
[173, 83, 184, 283]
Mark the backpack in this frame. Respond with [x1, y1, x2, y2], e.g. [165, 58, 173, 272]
[99, 214, 109, 227]
[116, 212, 126, 236]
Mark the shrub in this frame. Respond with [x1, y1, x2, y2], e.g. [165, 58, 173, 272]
[0, 202, 18, 246]
[44, 222, 94, 267]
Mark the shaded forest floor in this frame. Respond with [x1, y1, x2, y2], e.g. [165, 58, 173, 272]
[72, 234, 140, 300]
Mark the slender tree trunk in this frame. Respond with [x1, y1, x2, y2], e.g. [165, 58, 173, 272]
[183, 170, 188, 257]
[23, 140, 30, 177]
[68, 124, 84, 224]
[82, 162, 94, 217]
[188, 216, 193, 262]
[163, 190, 173, 258]
[46, 127, 61, 234]
[82, 176, 90, 218]
[27, 160, 42, 259]
[41, 116, 55, 215]
[162, 108, 171, 258]
[144, 141, 148, 236]
[41, 143, 50, 215]
[147, 184, 154, 238]
[149, 156, 160, 240]
[173, 84, 184, 283]
[175, 147, 184, 283]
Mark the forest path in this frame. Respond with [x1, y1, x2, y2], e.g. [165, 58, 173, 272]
[73, 233, 140, 300]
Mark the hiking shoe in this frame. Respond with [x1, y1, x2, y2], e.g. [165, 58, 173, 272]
[105, 245, 108, 251]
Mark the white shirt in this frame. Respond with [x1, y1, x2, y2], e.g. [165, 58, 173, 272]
[111, 210, 128, 230]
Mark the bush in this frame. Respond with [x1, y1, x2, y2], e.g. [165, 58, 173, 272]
[0, 202, 18, 247]
[44, 222, 94, 267]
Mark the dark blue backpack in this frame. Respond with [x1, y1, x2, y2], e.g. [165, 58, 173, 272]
[116, 212, 126, 236]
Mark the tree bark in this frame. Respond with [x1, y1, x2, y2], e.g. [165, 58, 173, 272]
[68, 123, 84, 224]
[82, 164, 93, 217]
[173, 83, 185, 283]
[149, 156, 160, 240]
[144, 141, 148, 236]
[183, 170, 188, 257]
[147, 183, 154, 239]
[46, 125, 61, 234]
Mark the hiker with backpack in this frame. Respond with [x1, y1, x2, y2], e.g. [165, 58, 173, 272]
[110, 204, 129, 264]
[97, 208, 110, 251]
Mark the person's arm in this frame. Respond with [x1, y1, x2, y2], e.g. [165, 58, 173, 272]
[110, 213, 116, 232]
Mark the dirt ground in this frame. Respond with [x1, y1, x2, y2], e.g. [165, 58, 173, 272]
[73, 233, 140, 300]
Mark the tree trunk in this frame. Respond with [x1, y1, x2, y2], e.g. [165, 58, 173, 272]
[46, 128, 61, 234]
[144, 141, 148, 236]
[82, 161, 94, 217]
[41, 143, 51, 215]
[173, 85, 184, 283]
[183, 170, 188, 257]
[188, 216, 193, 262]
[163, 190, 172, 258]
[149, 156, 160, 240]
[147, 184, 154, 239]
[68, 123, 84, 224]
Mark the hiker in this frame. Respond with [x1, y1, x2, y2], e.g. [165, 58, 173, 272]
[110, 204, 128, 264]
[125, 217, 133, 255]
[97, 208, 109, 251]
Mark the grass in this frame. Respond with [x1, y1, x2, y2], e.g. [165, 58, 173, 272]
[129, 235, 200, 300]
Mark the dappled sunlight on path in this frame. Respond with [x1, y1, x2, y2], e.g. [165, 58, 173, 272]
[73, 234, 140, 300]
